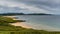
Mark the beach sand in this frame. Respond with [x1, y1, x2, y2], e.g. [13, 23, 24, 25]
[10, 22, 32, 28]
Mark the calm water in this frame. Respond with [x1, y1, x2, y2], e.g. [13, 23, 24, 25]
[11, 15, 60, 31]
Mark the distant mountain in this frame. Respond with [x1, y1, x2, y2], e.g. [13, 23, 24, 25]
[0, 13, 25, 16]
[0, 13, 52, 16]
[26, 13, 52, 15]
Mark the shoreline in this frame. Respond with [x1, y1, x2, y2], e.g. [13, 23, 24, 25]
[4, 16, 60, 31]
[4, 16, 32, 29]
[10, 22, 32, 29]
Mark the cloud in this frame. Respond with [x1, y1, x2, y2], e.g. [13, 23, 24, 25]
[0, 0, 52, 14]
[13, 0, 60, 14]
[0, 0, 60, 14]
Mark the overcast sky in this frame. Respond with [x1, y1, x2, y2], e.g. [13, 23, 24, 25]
[0, 0, 60, 14]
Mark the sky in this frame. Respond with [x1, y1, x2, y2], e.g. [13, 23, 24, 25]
[0, 0, 60, 14]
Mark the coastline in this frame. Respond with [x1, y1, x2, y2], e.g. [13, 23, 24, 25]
[10, 22, 32, 29]
[4, 16, 60, 31]
[4, 16, 32, 29]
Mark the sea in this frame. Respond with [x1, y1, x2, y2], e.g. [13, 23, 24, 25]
[6, 15, 60, 31]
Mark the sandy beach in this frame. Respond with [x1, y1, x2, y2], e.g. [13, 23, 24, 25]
[10, 22, 32, 29]
[4, 16, 32, 28]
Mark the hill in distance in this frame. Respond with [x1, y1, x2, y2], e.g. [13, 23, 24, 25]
[0, 13, 53, 15]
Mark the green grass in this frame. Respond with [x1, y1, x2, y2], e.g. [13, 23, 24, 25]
[0, 31, 60, 34]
